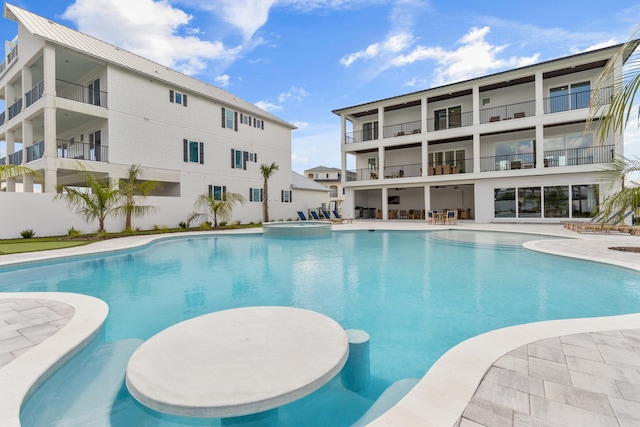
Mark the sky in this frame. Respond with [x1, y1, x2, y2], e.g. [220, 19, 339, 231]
[1, 0, 640, 173]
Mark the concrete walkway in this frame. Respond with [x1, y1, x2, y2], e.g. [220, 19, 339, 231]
[1, 224, 640, 427]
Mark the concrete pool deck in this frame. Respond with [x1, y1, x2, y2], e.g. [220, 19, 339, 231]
[1, 223, 640, 426]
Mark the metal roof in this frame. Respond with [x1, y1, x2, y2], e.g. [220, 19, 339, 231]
[3, 2, 296, 129]
[291, 171, 330, 192]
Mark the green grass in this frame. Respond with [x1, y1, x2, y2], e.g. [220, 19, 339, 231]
[0, 223, 263, 255]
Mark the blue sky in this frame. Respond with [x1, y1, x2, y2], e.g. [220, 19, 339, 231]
[1, 0, 640, 173]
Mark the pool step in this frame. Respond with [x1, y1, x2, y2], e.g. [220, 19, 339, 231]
[351, 378, 420, 427]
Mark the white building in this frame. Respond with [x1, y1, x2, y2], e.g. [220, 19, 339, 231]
[333, 43, 637, 223]
[0, 3, 301, 237]
[302, 165, 354, 211]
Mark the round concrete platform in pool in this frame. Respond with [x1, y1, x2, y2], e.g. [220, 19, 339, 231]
[263, 221, 332, 237]
[125, 306, 349, 419]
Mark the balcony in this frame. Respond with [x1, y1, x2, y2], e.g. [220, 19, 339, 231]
[480, 153, 536, 172]
[383, 120, 422, 138]
[427, 158, 473, 175]
[8, 98, 22, 120]
[427, 111, 473, 131]
[57, 139, 108, 162]
[479, 100, 535, 124]
[0, 44, 18, 78]
[382, 163, 421, 178]
[25, 81, 44, 108]
[0, 156, 5, 165]
[26, 140, 44, 162]
[56, 79, 108, 108]
[544, 87, 612, 114]
[8, 150, 22, 165]
[544, 144, 614, 167]
[0, 111, 5, 126]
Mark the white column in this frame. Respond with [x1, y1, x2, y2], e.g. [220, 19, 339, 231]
[22, 65, 32, 100]
[378, 146, 384, 178]
[22, 119, 33, 192]
[535, 71, 544, 116]
[422, 96, 428, 176]
[381, 187, 388, 220]
[421, 141, 428, 176]
[472, 85, 480, 126]
[535, 124, 545, 169]
[5, 129, 15, 192]
[377, 106, 384, 140]
[43, 44, 56, 97]
[43, 107, 57, 193]
[473, 133, 480, 173]
[421, 95, 428, 134]
[424, 185, 431, 212]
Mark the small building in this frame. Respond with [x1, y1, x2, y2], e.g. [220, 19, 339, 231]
[291, 171, 331, 218]
[303, 165, 355, 211]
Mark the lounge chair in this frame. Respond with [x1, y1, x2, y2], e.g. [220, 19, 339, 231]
[297, 211, 308, 221]
[309, 211, 321, 220]
[321, 210, 332, 220]
[333, 210, 353, 224]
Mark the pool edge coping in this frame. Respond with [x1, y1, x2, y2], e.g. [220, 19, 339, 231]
[0, 292, 108, 427]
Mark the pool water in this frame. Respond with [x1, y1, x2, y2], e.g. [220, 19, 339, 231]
[4, 230, 640, 426]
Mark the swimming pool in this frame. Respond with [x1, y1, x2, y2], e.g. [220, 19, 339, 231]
[5, 230, 640, 426]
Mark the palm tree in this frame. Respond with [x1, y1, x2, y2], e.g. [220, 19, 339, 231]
[0, 164, 36, 180]
[588, 30, 640, 222]
[118, 164, 162, 231]
[55, 171, 122, 233]
[188, 190, 245, 229]
[259, 162, 279, 223]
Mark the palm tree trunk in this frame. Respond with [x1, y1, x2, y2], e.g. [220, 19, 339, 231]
[263, 179, 269, 222]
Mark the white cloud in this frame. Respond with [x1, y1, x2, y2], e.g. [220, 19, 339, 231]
[63, 0, 241, 76]
[575, 39, 619, 54]
[278, 87, 310, 103]
[214, 74, 231, 87]
[292, 121, 308, 130]
[341, 32, 413, 67]
[394, 26, 539, 85]
[291, 127, 341, 173]
[254, 100, 283, 112]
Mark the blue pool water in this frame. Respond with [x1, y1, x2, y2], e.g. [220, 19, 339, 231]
[4, 230, 640, 426]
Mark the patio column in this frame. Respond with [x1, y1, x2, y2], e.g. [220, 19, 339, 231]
[43, 44, 56, 97]
[534, 70, 544, 116]
[377, 106, 384, 140]
[378, 146, 384, 178]
[424, 185, 431, 212]
[43, 106, 57, 193]
[22, 119, 33, 192]
[381, 187, 388, 220]
[5, 129, 15, 192]
[472, 85, 480, 126]
[473, 133, 480, 173]
[421, 140, 428, 177]
[535, 124, 544, 169]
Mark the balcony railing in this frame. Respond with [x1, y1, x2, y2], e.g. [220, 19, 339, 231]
[544, 87, 612, 114]
[56, 79, 108, 108]
[427, 111, 473, 131]
[8, 98, 22, 120]
[57, 139, 108, 162]
[382, 163, 421, 178]
[0, 44, 18, 77]
[479, 100, 535, 124]
[544, 144, 614, 167]
[8, 150, 22, 165]
[25, 80, 45, 108]
[427, 158, 473, 175]
[383, 120, 422, 138]
[26, 140, 45, 162]
[329, 191, 339, 198]
[480, 152, 536, 172]
[346, 129, 378, 144]
[0, 111, 5, 126]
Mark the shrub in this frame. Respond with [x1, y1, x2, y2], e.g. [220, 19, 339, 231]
[200, 221, 211, 230]
[67, 227, 81, 237]
[235, 219, 242, 225]
[219, 221, 227, 227]
[179, 221, 188, 229]
[20, 229, 35, 239]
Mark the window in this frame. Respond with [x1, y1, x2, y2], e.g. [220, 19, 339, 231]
[249, 188, 263, 202]
[518, 187, 541, 218]
[89, 130, 101, 161]
[549, 81, 590, 112]
[544, 132, 594, 166]
[494, 188, 516, 217]
[222, 107, 238, 131]
[253, 118, 264, 129]
[544, 186, 569, 218]
[184, 139, 204, 164]
[429, 149, 466, 171]
[367, 158, 378, 171]
[241, 114, 251, 125]
[209, 185, 226, 201]
[231, 149, 256, 169]
[494, 140, 535, 169]
[281, 190, 292, 203]
[434, 106, 461, 130]
[362, 121, 378, 141]
[169, 90, 187, 106]
[88, 78, 101, 106]
[572, 184, 599, 218]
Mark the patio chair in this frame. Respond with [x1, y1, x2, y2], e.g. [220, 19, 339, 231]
[427, 211, 436, 225]
[322, 210, 332, 220]
[297, 211, 308, 221]
[309, 211, 321, 220]
[445, 210, 458, 225]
